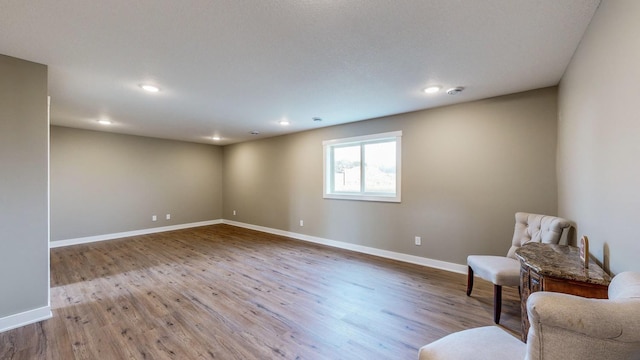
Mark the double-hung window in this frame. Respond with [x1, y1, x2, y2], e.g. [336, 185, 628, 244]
[323, 131, 401, 202]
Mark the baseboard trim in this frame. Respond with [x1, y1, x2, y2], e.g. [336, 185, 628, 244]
[0, 306, 52, 333]
[50, 218, 466, 274]
[222, 220, 467, 274]
[50, 219, 223, 248]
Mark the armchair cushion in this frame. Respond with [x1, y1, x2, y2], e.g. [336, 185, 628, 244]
[418, 326, 525, 360]
[466, 255, 520, 286]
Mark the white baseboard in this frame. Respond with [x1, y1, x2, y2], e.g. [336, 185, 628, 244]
[50, 219, 223, 248]
[0, 306, 52, 333]
[50, 218, 466, 274]
[222, 220, 467, 274]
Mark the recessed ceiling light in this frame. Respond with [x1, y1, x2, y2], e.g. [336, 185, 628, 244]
[212, 136, 221, 141]
[446, 87, 464, 95]
[98, 119, 112, 125]
[279, 120, 290, 126]
[423, 86, 441, 94]
[140, 84, 160, 93]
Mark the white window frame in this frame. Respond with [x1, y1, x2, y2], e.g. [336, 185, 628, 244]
[323, 131, 402, 203]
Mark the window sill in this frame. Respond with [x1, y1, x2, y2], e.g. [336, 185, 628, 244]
[323, 193, 401, 203]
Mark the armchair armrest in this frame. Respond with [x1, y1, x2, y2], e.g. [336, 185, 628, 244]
[527, 291, 640, 341]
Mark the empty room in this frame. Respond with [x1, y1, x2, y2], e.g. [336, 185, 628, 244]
[1, 1, 640, 359]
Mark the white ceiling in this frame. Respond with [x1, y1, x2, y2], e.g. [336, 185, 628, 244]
[1, 0, 600, 145]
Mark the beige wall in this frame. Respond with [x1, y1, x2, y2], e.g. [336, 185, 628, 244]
[558, 0, 640, 274]
[50, 127, 223, 241]
[0, 55, 49, 318]
[223, 87, 559, 265]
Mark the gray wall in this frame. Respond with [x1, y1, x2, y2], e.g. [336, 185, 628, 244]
[558, 0, 640, 274]
[223, 87, 559, 265]
[50, 126, 223, 241]
[0, 55, 49, 317]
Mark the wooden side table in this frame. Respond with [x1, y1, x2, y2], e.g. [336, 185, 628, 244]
[515, 243, 611, 342]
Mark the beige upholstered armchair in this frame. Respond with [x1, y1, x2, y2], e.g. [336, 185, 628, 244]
[419, 271, 640, 360]
[467, 212, 571, 323]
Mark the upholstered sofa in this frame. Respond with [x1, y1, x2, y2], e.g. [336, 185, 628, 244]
[418, 271, 640, 360]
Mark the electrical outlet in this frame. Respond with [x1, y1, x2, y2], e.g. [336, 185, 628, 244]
[233, 210, 237, 216]
[152, 215, 157, 222]
[166, 214, 171, 220]
[299, 220, 304, 227]
[415, 236, 421, 246]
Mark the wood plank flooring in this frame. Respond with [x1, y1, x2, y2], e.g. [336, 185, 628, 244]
[0, 224, 520, 359]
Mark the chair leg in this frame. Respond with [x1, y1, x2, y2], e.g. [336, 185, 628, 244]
[466, 266, 474, 296]
[494, 284, 502, 324]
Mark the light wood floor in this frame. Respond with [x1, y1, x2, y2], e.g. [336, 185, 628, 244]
[1, 224, 521, 359]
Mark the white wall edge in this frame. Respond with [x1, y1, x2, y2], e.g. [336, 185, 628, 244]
[0, 306, 52, 333]
[50, 219, 223, 248]
[222, 220, 467, 274]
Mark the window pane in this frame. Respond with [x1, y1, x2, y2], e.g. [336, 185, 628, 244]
[323, 131, 401, 202]
[333, 145, 361, 192]
[364, 141, 396, 193]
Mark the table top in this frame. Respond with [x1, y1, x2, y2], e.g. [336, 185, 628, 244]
[515, 242, 611, 286]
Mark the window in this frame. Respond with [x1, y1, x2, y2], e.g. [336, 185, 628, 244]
[323, 131, 401, 202]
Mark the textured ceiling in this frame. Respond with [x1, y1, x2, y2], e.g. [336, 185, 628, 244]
[0, 0, 600, 144]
